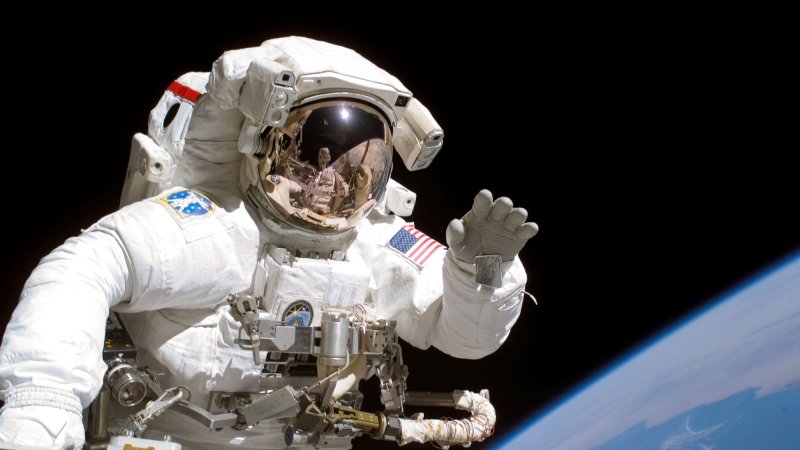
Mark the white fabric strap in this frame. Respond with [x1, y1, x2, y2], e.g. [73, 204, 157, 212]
[2, 386, 82, 416]
[449, 250, 515, 275]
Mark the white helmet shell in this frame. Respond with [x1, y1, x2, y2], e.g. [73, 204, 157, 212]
[202, 37, 441, 235]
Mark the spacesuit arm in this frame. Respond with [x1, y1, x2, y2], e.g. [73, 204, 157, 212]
[429, 251, 527, 359]
[0, 225, 131, 447]
[426, 190, 535, 359]
[362, 210, 528, 361]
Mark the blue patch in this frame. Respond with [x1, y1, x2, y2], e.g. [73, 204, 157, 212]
[161, 190, 214, 217]
[283, 301, 313, 326]
[285, 311, 312, 326]
[388, 228, 418, 253]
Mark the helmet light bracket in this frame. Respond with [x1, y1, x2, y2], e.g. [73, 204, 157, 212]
[239, 58, 298, 156]
[392, 98, 443, 171]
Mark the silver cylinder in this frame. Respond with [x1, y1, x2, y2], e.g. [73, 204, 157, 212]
[319, 312, 349, 367]
[105, 359, 147, 407]
[284, 426, 309, 446]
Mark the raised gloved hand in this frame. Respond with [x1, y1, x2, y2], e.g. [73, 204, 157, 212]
[446, 189, 538, 267]
[0, 405, 85, 450]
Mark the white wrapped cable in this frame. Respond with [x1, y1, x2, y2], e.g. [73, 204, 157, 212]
[398, 390, 495, 447]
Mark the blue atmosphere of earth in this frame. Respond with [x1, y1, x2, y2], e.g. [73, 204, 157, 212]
[496, 252, 800, 449]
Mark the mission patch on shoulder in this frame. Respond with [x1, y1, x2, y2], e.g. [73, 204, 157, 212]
[159, 190, 215, 218]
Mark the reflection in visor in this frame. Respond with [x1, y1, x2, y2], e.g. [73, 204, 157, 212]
[260, 101, 392, 232]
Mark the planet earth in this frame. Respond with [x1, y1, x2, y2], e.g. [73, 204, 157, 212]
[496, 252, 800, 449]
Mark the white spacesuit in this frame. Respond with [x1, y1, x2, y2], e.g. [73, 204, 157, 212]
[0, 37, 537, 450]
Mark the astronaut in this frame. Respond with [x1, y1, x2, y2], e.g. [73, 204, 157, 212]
[0, 37, 537, 450]
[302, 147, 336, 214]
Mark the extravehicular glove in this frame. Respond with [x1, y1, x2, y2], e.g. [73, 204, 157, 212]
[446, 189, 538, 264]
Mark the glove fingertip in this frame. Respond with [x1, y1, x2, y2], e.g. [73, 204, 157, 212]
[471, 190, 493, 218]
[446, 219, 466, 247]
[516, 222, 539, 240]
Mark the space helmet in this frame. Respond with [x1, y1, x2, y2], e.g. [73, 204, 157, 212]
[246, 99, 392, 232]
[209, 37, 444, 234]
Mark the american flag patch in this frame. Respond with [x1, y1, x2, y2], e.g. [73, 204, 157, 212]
[386, 223, 445, 269]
